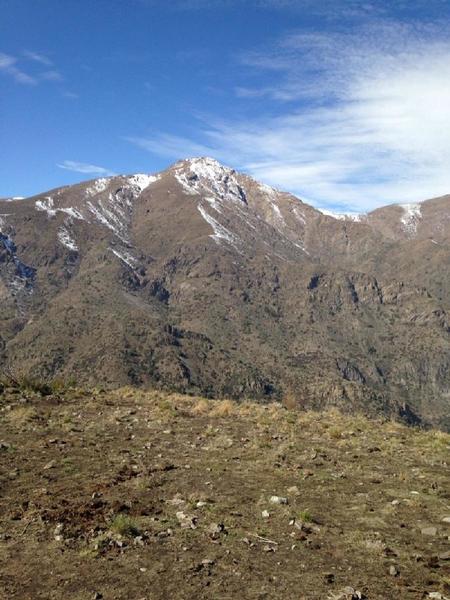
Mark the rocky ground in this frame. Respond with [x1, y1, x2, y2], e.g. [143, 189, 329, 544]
[0, 384, 449, 599]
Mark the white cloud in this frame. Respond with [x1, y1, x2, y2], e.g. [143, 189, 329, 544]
[61, 91, 79, 99]
[0, 52, 36, 85]
[1, 51, 65, 87]
[127, 22, 450, 211]
[41, 70, 63, 82]
[23, 50, 53, 66]
[57, 161, 117, 177]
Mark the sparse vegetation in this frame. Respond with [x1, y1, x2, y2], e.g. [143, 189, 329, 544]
[109, 514, 141, 538]
[298, 509, 313, 523]
[0, 384, 449, 599]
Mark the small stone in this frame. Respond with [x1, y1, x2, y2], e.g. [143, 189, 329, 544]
[269, 495, 288, 505]
[287, 486, 300, 495]
[262, 510, 270, 519]
[421, 526, 438, 536]
[389, 565, 399, 576]
[54, 523, 64, 541]
[139, 567, 147, 572]
[201, 559, 215, 567]
[391, 499, 400, 505]
[167, 496, 185, 506]
[176, 511, 197, 529]
[43, 460, 56, 470]
[442, 517, 450, 524]
[208, 522, 227, 538]
[438, 551, 450, 561]
[263, 545, 274, 552]
[196, 501, 207, 508]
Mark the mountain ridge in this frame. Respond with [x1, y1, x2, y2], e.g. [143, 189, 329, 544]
[1, 157, 449, 429]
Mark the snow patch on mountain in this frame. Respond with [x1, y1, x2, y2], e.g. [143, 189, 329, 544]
[35, 197, 86, 222]
[0, 232, 36, 294]
[110, 247, 137, 268]
[87, 198, 127, 241]
[60, 207, 85, 220]
[319, 208, 366, 222]
[35, 196, 57, 217]
[292, 206, 306, 225]
[197, 204, 239, 248]
[85, 178, 109, 197]
[57, 226, 78, 252]
[174, 158, 247, 205]
[258, 182, 280, 201]
[400, 203, 422, 235]
[127, 173, 160, 191]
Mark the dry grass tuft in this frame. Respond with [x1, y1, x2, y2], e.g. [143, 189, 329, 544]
[190, 398, 211, 415]
[6, 406, 38, 427]
[210, 399, 236, 417]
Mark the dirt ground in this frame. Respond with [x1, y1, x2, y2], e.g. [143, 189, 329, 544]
[0, 386, 449, 600]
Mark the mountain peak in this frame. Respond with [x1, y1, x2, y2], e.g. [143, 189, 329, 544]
[172, 156, 234, 178]
[171, 156, 248, 204]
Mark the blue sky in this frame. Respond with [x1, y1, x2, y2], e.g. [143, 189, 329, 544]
[2, 0, 450, 212]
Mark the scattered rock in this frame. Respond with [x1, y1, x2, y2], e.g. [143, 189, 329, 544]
[269, 495, 288, 505]
[389, 565, 399, 576]
[261, 510, 270, 519]
[208, 522, 227, 539]
[54, 523, 64, 542]
[43, 460, 56, 471]
[167, 495, 185, 507]
[421, 526, 438, 536]
[176, 511, 197, 529]
[201, 559, 215, 567]
[442, 517, 450, 524]
[287, 485, 300, 495]
[329, 587, 366, 600]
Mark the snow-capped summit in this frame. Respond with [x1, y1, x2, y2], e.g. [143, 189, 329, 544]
[172, 156, 248, 204]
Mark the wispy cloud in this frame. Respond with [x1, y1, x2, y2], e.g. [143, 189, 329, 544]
[23, 50, 53, 66]
[127, 21, 450, 211]
[0, 51, 64, 87]
[61, 91, 79, 99]
[0, 52, 37, 85]
[57, 161, 117, 177]
[40, 70, 63, 82]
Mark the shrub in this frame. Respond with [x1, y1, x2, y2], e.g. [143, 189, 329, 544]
[109, 514, 141, 537]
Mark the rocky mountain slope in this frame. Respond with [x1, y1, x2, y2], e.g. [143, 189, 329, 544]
[0, 158, 449, 429]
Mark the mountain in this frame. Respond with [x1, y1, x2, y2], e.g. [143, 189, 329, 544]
[1, 158, 449, 429]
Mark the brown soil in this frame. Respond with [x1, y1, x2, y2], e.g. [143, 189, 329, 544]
[0, 386, 449, 599]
